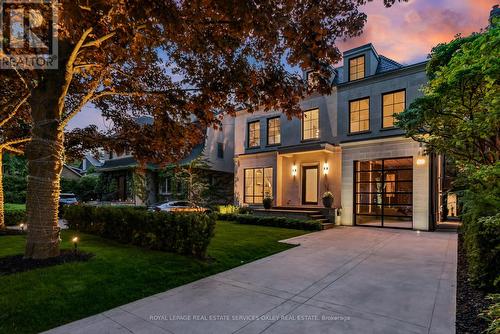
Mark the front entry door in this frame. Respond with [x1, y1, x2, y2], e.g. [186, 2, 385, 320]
[302, 166, 318, 205]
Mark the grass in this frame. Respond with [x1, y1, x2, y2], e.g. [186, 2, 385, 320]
[4, 203, 26, 211]
[0, 221, 307, 333]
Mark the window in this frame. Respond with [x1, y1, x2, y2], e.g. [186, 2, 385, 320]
[217, 142, 224, 159]
[159, 177, 172, 195]
[267, 117, 281, 145]
[349, 98, 370, 133]
[306, 70, 319, 87]
[248, 121, 260, 148]
[382, 90, 406, 128]
[302, 108, 319, 140]
[349, 55, 365, 81]
[244, 167, 273, 204]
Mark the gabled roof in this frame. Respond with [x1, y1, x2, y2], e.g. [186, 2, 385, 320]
[98, 156, 138, 171]
[376, 55, 403, 73]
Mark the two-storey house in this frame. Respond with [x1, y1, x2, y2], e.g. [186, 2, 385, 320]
[234, 43, 434, 230]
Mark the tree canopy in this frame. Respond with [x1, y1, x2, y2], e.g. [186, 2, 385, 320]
[396, 24, 500, 167]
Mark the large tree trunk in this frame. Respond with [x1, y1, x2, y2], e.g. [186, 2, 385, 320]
[24, 58, 68, 259]
[0, 150, 4, 230]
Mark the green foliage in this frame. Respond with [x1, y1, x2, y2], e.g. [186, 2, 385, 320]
[460, 163, 500, 225]
[396, 26, 500, 167]
[482, 294, 500, 334]
[3, 175, 27, 204]
[60, 175, 100, 202]
[64, 205, 216, 258]
[217, 213, 322, 231]
[217, 205, 239, 214]
[4, 205, 27, 226]
[463, 214, 500, 291]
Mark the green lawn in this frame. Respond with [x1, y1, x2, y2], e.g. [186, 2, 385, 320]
[0, 221, 307, 334]
[4, 203, 26, 210]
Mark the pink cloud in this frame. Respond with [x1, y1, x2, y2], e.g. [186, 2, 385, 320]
[339, 0, 497, 64]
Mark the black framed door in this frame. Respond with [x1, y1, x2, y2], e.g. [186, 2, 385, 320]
[302, 166, 319, 205]
[353, 157, 413, 229]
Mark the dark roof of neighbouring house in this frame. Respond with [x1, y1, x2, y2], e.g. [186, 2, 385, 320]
[63, 164, 83, 177]
[98, 156, 138, 171]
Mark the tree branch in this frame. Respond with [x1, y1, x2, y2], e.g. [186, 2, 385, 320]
[3, 145, 24, 155]
[0, 92, 30, 128]
[57, 28, 93, 118]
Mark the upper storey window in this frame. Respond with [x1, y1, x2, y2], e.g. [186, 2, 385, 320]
[248, 121, 260, 148]
[349, 55, 365, 81]
[350, 98, 370, 133]
[267, 117, 281, 145]
[302, 108, 320, 141]
[382, 90, 406, 128]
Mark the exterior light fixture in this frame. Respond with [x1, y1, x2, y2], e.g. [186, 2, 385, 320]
[291, 165, 298, 177]
[416, 143, 426, 166]
[72, 236, 79, 252]
[323, 162, 329, 175]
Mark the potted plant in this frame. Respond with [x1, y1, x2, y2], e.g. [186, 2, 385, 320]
[263, 196, 273, 210]
[322, 191, 334, 208]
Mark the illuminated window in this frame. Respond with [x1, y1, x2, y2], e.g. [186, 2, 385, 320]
[244, 168, 273, 204]
[267, 117, 281, 145]
[248, 121, 260, 148]
[302, 108, 319, 140]
[382, 90, 405, 128]
[349, 56, 365, 81]
[350, 98, 370, 133]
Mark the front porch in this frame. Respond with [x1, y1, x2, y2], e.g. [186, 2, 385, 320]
[253, 206, 337, 230]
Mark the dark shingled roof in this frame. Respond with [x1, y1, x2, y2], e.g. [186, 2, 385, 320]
[377, 55, 403, 73]
[98, 156, 138, 171]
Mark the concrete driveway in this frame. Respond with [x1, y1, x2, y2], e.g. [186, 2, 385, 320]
[45, 227, 457, 334]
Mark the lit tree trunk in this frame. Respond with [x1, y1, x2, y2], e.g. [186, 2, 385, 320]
[0, 149, 4, 230]
[24, 66, 66, 259]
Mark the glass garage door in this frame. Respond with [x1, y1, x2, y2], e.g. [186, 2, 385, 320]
[354, 158, 413, 229]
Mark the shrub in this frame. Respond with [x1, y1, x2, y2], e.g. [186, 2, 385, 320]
[463, 214, 500, 291]
[64, 205, 216, 258]
[217, 213, 322, 231]
[4, 205, 27, 226]
[238, 206, 253, 214]
[217, 205, 239, 214]
[482, 294, 500, 334]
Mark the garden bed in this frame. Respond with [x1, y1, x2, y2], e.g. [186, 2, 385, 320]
[0, 250, 94, 276]
[456, 233, 491, 333]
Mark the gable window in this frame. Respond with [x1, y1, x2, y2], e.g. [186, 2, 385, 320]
[267, 117, 281, 145]
[350, 98, 370, 133]
[349, 56, 365, 81]
[217, 142, 224, 159]
[382, 90, 406, 128]
[248, 121, 260, 148]
[244, 167, 273, 204]
[306, 70, 319, 87]
[302, 108, 319, 141]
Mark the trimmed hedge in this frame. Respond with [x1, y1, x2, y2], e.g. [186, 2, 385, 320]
[4, 206, 27, 226]
[464, 214, 500, 291]
[217, 213, 322, 231]
[64, 205, 216, 258]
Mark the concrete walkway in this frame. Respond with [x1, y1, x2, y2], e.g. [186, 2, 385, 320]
[45, 227, 457, 334]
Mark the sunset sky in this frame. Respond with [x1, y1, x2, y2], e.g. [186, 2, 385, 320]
[68, 0, 497, 129]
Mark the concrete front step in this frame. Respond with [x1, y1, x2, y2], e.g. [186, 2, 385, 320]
[322, 223, 335, 230]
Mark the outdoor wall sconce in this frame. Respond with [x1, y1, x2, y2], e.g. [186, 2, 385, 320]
[291, 165, 297, 177]
[416, 143, 426, 166]
[323, 162, 329, 175]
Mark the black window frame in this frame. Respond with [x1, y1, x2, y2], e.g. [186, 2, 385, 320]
[266, 116, 281, 146]
[301, 108, 320, 142]
[247, 120, 261, 148]
[381, 89, 406, 129]
[349, 97, 371, 134]
[348, 55, 365, 81]
[243, 167, 273, 204]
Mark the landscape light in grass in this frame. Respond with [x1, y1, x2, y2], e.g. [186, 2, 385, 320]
[72, 237, 79, 252]
[19, 223, 24, 232]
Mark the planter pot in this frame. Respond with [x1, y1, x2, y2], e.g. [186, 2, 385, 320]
[263, 198, 273, 210]
[322, 196, 333, 208]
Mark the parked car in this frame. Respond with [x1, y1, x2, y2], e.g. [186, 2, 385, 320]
[59, 193, 79, 207]
[149, 201, 209, 213]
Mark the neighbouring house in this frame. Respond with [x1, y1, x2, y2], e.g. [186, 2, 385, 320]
[79, 152, 104, 174]
[97, 115, 235, 206]
[61, 164, 83, 180]
[233, 43, 448, 231]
